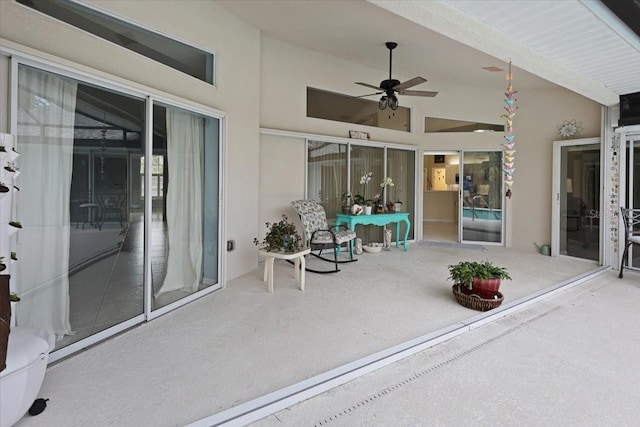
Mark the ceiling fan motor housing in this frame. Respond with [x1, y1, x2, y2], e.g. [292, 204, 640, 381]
[380, 79, 401, 94]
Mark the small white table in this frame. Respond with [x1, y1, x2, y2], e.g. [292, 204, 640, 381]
[259, 248, 311, 293]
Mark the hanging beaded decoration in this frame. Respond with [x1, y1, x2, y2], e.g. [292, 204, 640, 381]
[501, 61, 517, 198]
[609, 134, 620, 251]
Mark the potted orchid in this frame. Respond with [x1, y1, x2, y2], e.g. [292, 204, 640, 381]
[380, 177, 394, 212]
[353, 172, 374, 214]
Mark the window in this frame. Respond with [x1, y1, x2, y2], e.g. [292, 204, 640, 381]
[17, 0, 215, 84]
[425, 117, 503, 133]
[307, 87, 411, 132]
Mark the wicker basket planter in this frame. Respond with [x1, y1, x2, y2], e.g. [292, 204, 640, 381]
[452, 284, 503, 311]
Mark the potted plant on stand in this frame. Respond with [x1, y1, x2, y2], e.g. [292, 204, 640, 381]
[353, 194, 373, 215]
[253, 215, 302, 253]
[353, 172, 374, 215]
[386, 200, 395, 213]
[447, 260, 511, 311]
[379, 176, 394, 213]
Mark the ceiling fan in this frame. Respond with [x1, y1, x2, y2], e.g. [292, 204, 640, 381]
[356, 42, 438, 110]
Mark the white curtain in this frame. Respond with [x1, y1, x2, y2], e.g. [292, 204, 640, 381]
[156, 109, 203, 295]
[16, 67, 77, 338]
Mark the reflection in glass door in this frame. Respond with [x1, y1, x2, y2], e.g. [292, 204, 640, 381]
[460, 151, 503, 243]
[553, 139, 600, 261]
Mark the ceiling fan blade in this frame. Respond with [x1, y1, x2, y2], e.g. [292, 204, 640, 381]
[355, 82, 383, 90]
[398, 89, 438, 97]
[352, 91, 384, 98]
[393, 76, 427, 91]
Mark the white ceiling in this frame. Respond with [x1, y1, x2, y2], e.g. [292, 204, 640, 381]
[218, 0, 640, 107]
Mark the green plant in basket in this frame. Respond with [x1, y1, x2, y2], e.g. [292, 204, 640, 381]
[253, 215, 302, 253]
[447, 260, 511, 290]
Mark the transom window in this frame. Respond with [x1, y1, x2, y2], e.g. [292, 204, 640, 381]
[307, 87, 411, 132]
[17, 0, 215, 84]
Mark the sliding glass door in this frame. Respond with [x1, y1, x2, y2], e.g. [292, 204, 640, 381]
[307, 140, 348, 218]
[387, 148, 415, 241]
[16, 65, 146, 346]
[13, 62, 221, 356]
[151, 103, 219, 310]
[552, 138, 601, 261]
[350, 144, 384, 243]
[306, 139, 416, 244]
[460, 150, 503, 243]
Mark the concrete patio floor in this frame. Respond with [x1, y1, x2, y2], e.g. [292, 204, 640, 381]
[252, 268, 640, 427]
[15, 243, 610, 427]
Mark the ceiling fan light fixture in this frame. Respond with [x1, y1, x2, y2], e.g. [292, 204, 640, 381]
[389, 95, 399, 110]
[379, 95, 388, 110]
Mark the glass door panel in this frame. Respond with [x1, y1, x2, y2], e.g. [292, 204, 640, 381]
[151, 104, 220, 310]
[556, 141, 600, 261]
[306, 140, 348, 218]
[460, 151, 503, 243]
[387, 148, 415, 241]
[16, 65, 146, 349]
[350, 145, 384, 244]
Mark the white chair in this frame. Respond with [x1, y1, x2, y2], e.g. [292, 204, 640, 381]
[619, 208, 640, 278]
[291, 199, 357, 273]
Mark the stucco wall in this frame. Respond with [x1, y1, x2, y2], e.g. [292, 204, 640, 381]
[0, 0, 261, 280]
[258, 36, 602, 252]
[0, 0, 604, 278]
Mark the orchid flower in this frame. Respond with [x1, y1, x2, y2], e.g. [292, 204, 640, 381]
[380, 177, 394, 187]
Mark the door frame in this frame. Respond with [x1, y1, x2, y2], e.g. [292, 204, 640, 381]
[422, 151, 460, 242]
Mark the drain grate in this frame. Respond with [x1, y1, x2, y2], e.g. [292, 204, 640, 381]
[312, 307, 559, 426]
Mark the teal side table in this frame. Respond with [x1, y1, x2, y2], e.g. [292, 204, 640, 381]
[335, 212, 410, 251]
